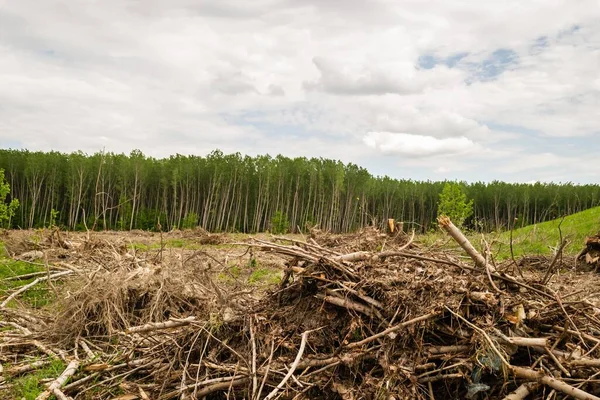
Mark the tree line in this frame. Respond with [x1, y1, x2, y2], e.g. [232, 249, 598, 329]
[1, 149, 599, 233]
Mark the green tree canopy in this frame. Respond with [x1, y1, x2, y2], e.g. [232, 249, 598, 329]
[0, 168, 20, 227]
[437, 182, 473, 227]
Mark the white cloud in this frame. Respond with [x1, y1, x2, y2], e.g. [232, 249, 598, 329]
[363, 132, 479, 157]
[0, 0, 599, 182]
[304, 57, 463, 95]
[373, 107, 491, 139]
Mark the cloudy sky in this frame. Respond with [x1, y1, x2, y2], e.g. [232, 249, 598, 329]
[1, 1, 599, 183]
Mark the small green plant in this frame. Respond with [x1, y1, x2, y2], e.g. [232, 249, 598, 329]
[271, 211, 289, 235]
[181, 212, 199, 229]
[248, 257, 258, 269]
[0, 168, 19, 228]
[48, 208, 59, 229]
[437, 182, 473, 228]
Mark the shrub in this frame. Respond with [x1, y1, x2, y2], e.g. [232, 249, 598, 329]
[437, 182, 473, 228]
[271, 211, 289, 234]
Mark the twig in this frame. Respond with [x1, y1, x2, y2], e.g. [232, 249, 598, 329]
[444, 306, 510, 368]
[193, 378, 249, 398]
[125, 316, 196, 334]
[257, 339, 275, 399]
[8, 360, 52, 376]
[426, 345, 470, 355]
[418, 372, 463, 383]
[502, 382, 539, 400]
[264, 330, 311, 400]
[510, 365, 600, 400]
[347, 311, 439, 349]
[482, 236, 502, 293]
[509, 217, 525, 278]
[541, 238, 569, 285]
[249, 317, 258, 400]
[315, 293, 378, 319]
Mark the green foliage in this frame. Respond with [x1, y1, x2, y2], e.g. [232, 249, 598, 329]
[48, 208, 59, 229]
[271, 211, 289, 234]
[1, 149, 600, 233]
[437, 182, 474, 227]
[0, 168, 19, 228]
[248, 257, 258, 269]
[181, 212, 199, 229]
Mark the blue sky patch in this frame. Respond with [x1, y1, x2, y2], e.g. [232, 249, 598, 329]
[417, 54, 437, 69]
[417, 52, 468, 70]
[477, 48, 518, 80]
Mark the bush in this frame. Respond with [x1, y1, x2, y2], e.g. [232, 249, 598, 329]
[437, 182, 473, 228]
[271, 211, 289, 234]
[181, 212, 199, 229]
[0, 168, 19, 228]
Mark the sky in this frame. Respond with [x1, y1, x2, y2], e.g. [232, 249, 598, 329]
[0, 0, 599, 184]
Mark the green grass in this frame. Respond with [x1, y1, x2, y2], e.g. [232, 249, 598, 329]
[248, 267, 282, 285]
[0, 259, 53, 308]
[8, 358, 66, 400]
[217, 263, 281, 285]
[491, 206, 600, 260]
[423, 207, 600, 261]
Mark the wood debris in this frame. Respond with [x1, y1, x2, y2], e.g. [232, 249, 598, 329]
[0, 223, 599, 399]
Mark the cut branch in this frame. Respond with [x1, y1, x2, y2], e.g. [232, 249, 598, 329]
[125, 316, 196, 334]
[35, 360, 79, 400]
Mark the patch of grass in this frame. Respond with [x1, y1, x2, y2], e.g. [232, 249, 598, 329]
[0, 259, 43, 279]
[0, 259, 52, 308]
[217, 265, 242, 283]
[248, 268, 282, 285]
[165, 238, 186, 248]
[9, 358, 66, 400]
[128, 242, 150, 251]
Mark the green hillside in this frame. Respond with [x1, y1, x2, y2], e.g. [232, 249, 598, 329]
[490, 206, 600, 259]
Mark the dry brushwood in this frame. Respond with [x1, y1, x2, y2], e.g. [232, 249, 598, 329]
[0, 225, 599, 399]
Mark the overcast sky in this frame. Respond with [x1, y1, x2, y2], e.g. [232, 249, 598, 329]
[0, 1, 599, 183]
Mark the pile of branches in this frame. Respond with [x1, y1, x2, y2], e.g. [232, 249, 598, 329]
[1, 220, 600, 399]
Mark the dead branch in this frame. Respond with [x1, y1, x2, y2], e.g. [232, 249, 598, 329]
[502, 382, 539, 400]
[510, 365, 600, 400]
[438, 216, 490, 271]
[264, 330, 311, 400]
[125, 316, 196, 334]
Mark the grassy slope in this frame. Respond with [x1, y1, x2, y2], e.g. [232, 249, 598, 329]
[490, 206, 600, 259]
[422, 206, 600, 261]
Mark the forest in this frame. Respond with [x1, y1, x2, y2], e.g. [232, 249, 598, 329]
[1, 148, 599, 233]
